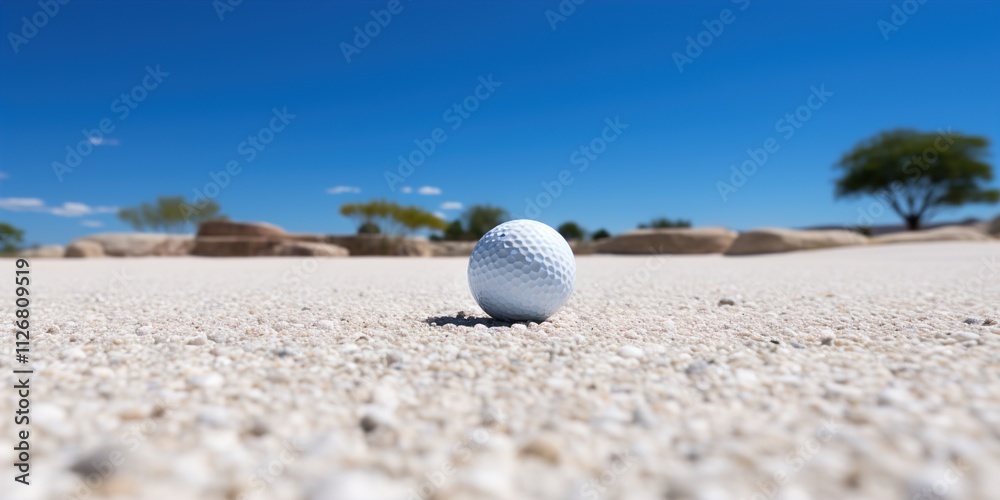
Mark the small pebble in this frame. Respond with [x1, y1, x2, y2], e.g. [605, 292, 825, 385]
[385, 350, 405, 365]
[135, 326, 154, 336]
[718, 298, 736, 306]
[520, 436, 561, 464]
[983, 318, 997, 326]
[71, 450, 116, 477]
[963, 317, 978, 325]
[618, 345, 643, 358]
[247, 418, 269, 437]
[685, 361, 708, 376]
[359, 414, 379, 433]
[957, 332, 980, 342]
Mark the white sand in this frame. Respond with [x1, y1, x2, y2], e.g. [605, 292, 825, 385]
[5, 242, 1000, 499]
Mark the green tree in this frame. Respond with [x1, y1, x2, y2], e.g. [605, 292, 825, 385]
[591, 228, 611, 240]
[0, 222, 24, 254]
[443, 220, 466, 241]
[463, 205, 508, 239]
[557, 221, 585, 240]
[835, 129, 999, 230]
[396, 205, 447, 234]
[119, 196, 224, 233]
[340, 200, 446, 236]
[639, 218, 691, 229]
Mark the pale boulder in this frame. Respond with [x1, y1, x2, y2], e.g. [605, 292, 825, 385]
[78, 233, 194, 256]
[569, 240, 596, 255]
[65, 240, 105, 258]
[274, 241, 349, 257]
[196, 220, 286, 238]
[191, 237, 284, 257]
[594, 227, 737, 255]
[325, 235, 432, 257]
[429, 241, 477, 257]
[18, 245, 65, 258]
[725, 228, 867, 256]
[871, 226, 992, 244]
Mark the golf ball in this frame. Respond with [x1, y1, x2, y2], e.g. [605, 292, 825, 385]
[467, 219, 576, 322]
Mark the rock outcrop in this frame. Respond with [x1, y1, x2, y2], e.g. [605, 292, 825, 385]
[871, 226, 992, 244]
[725, 228, 867, 256]
[65, 240, 105, 258]
[76, 233, 194, 257]
[18, 245, 65, 258]
[594, 227, 737, 255]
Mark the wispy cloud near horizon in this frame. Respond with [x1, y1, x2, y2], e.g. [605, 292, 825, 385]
[0, 198, 45, 211]
[87, 137, 120, 146]
[440, 201, 463, 210]
[0, 198, 118, 217]
[326, 185, 361, 194]
[418, 186, 442, 195]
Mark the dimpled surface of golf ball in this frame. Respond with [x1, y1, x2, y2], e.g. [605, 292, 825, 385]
[468, 219, 576, 322]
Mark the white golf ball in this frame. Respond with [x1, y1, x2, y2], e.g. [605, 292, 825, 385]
[467, 219, 576, 322]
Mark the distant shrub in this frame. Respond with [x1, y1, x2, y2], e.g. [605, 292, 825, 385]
[443, 220, 467, 241]
[591, 228, 611, 240]
[0, 222, 24, 254]
[639, 218, 691, 229]
[557, 222, 585, 241]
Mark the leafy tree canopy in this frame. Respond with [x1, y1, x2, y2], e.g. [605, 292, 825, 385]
[118, 196, 224, 233]
[463, 205, 508, 239]
[340, 199, 447, 236]
[835, 129, 998, 230]
[0, 222, 25, 254]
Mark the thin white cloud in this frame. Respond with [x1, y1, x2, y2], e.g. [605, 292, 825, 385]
[81, 220, 104, 228]
[50, 202, 94, 217]
[433, 211, 446, 220]
[418, 186, 442, 196]
[0, 171, 8, 180]
[326, 186, 361, 194]
[0, 198, 45, 211]
[87, 137, 120, 146]
[400, 186, 413, 194]
[440, 201, 463, 210]
[0, 198, 118, 217]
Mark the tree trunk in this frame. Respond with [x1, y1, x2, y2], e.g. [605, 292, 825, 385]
[905, 215, 921, 231]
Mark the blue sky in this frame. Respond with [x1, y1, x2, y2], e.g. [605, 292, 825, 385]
[2, 0, 998, 245]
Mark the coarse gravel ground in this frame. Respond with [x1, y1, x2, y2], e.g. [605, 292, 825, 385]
[3, 242, 1000, 500]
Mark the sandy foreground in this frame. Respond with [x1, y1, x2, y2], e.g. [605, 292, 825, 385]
[3, 242, 1000, 500]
